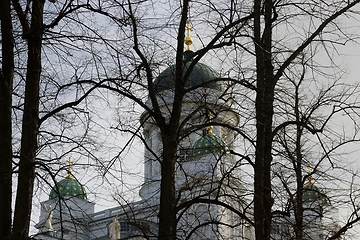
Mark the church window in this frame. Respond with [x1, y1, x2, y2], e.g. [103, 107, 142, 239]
[179, 148, 191, 161]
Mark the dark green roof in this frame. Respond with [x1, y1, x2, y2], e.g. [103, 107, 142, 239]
[302, 181, 329, 205]
[49, 176, 87, 200]
[154, 51, 222, 91]
[192, 130, 227, 157]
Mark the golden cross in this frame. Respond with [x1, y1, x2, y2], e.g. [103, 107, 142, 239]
[66, 157, 73, 166]
[66, 157, 74, 179]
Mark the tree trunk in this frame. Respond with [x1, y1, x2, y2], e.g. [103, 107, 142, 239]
[253, 0, 274, 239]
[158, 132, 178, 239]
[157, 1, 188, 239]
[294, 84, 304, 239]
[11, 0, 44, 238]
[254, 79, 275, 240]
[0, 0, 14, 238]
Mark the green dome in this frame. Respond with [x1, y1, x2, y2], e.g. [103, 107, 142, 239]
[192, 128, 227, 157]
[154, 51, 222, 91]
[302, 181, 329, 205]
[49, 176, 87, 200]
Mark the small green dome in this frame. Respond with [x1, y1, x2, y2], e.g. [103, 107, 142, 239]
[302, 181, 329, 205]
[192, 128, 227, 157]
[154, 51, 222, 91]
[49, 176, 87, 201]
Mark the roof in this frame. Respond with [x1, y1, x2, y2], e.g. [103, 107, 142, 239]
[49, 176, 87, 201]
[192, 127, 227, 157]
[154, 51, 222, 91]
[302, 181, 329, 205]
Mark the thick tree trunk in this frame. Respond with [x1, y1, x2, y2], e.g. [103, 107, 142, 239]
[253, 0, 274, 239]
[158, 133, 178, 239]
[11, 0, 44, 239]
[254, 79, 275, 240]
[0, 0, 14, 238]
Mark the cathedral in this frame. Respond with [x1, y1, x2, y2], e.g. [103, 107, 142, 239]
[34, 24, 336, 240]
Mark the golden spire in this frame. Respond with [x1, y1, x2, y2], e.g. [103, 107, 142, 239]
[207, 126, 214, 136]
[306, 165, 313, 184]
[66, 157, 74, 179]
[184, 21, 193, 51]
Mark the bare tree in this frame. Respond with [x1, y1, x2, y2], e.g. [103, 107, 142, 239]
[0, 0, 119, 239]
[250, 1, 360, 239]
[38, 0, 360, 239]
[3, 0, 360, 239]
[270, 55, 360, 239]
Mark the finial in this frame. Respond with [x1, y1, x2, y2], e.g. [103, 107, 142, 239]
[184, 21, 193, 51]
[207, 126, 214, 136]
[66, 157, 74, 179]
[306, 165, 313, 184]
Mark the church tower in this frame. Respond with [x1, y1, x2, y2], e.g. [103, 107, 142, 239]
[138, 22, 245, 239]
[302, 175, 330, 239]
[35, 159, 95, 239]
